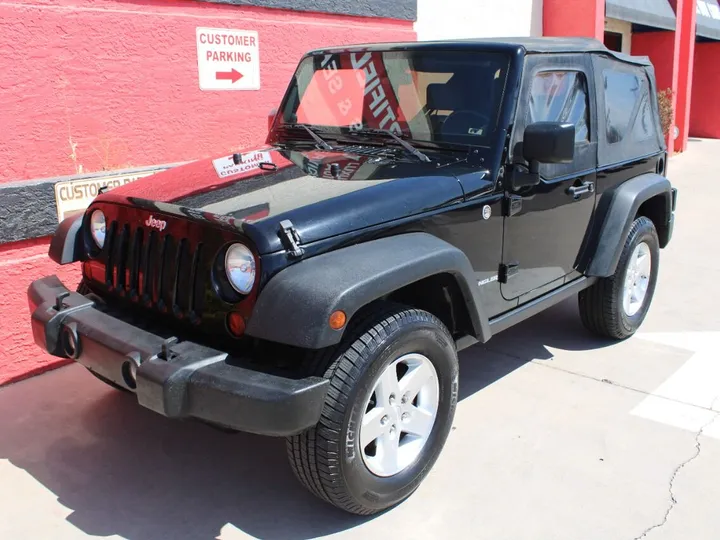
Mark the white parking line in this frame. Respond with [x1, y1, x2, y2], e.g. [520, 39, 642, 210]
[631, 332, 720, 439]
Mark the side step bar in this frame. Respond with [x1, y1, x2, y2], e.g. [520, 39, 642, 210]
[455, 276, 597, 352]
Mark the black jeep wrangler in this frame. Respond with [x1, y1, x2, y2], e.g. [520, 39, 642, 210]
[29, 37, 677, 515]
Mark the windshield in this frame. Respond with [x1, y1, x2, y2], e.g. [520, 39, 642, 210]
[274, 50, 510, 148]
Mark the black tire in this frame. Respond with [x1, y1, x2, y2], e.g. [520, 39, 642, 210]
[286, 303, 459, 515]
[579, 216, 660, 339]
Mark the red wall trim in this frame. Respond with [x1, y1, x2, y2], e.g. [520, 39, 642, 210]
[673, 0, 697, 153]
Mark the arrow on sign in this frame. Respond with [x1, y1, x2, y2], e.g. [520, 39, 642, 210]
[215, 69, 244, 83]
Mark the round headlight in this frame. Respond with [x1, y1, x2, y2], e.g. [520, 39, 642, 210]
[89, 210, 106, 248]
[225, 244, 256, 294]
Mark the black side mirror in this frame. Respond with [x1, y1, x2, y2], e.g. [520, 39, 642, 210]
[511, 122, 576, 190]
[523, 122, 575, 166]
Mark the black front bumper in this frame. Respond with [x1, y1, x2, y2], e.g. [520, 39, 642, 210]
[28, 276, 328, 436]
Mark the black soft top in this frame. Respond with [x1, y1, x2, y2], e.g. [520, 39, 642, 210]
[310, 37, 652, 67]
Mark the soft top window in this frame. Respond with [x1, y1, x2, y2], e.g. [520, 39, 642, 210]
[529, 71, 590, 143]
[593, 55, 664, 167]
[604, 70, 655, 145]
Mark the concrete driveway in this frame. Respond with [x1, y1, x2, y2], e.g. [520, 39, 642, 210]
[1, 140, 718, 540]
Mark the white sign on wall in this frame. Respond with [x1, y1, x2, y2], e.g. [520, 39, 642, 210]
[196, 28, 260, 91]
[53, 171, 162, 222]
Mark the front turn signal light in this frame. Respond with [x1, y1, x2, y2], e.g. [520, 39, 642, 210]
[329, 310, 347, 330]
[227, 312, 246, 337]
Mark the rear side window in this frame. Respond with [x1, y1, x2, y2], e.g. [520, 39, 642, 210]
[529, 71, 590, 143]
[604, 70, 654, 144]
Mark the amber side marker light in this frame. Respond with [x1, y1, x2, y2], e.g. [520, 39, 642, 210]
[329, 310, 347, 330]
[227, 312, 246, 337]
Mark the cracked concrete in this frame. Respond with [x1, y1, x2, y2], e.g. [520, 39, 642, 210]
[633, 413, 720, 540]
[0, 141, 719, 538]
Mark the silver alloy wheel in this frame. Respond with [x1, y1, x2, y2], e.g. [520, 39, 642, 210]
[360, 353, 440, 477]
[623, 241, 652, 316]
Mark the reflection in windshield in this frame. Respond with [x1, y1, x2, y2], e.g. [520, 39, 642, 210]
[276, 50, 510, 147]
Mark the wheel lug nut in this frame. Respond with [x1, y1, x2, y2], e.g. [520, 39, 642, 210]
[389, 394, 396, 405]
[389, 425, 396, 435]
[401, 412, 410, 421]
[401, 393, 408, 404]
[381, 415, 389, 425]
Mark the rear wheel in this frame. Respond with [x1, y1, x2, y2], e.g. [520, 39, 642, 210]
[286, 303, 459, 515]
[579, 216, 659, 339]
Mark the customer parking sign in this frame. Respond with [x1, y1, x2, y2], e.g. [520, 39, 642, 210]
[196, 28, 260, 91]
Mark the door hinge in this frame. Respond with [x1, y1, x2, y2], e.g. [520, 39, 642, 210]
[279, 219, 304, 258]
[503, 195, 522, 217]
[499, 263, 519, 283]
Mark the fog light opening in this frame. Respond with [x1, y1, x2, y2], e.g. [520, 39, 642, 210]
[61, 324, 80, 359]
[121, 358, 139, 390]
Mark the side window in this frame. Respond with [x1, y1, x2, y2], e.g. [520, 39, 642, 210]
[529, 71, 590, 143]
[630, 96, 654, 142]
[603, 70, 653, 144]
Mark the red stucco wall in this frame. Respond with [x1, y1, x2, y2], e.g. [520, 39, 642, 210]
[0, 0, 414, 183]
[632, 33, 678, 94]
[672, 0, 697, 154]
[0, 0, 414, 385]
[631, 32, 678, 153]
[1, 239, 80, 386]
[543, 0, 604, 41]
[690, 42, 720, 139]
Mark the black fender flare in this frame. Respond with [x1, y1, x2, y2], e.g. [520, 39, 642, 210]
[584, 173, 672, 277]
[49, 214, 84, 265]
[245, 233, 491, 349]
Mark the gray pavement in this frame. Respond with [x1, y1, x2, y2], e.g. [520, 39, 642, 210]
[1, 140, 719, 540]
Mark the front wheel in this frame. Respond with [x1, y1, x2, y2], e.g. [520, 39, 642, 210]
[286, 304, 459, 515]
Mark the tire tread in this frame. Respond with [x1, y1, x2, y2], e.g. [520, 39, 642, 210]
[579, 216, 658, 339]
[286, 302, 452, 515]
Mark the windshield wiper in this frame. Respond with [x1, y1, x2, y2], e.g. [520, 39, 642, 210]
[282, 123, 335, 151]
[352, 128, 431, 163]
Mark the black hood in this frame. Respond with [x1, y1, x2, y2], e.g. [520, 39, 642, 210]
[100, 145, 482, 254]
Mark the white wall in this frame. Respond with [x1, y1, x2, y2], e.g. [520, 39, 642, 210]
[415, 0, 543, 41]
[604, 17, 632, 54]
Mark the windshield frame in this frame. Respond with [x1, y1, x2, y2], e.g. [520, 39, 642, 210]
[268, 48, 516, 152]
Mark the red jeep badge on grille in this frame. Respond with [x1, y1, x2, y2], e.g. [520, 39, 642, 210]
[145, 215, 167, 231]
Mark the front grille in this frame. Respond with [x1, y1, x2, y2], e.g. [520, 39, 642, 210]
[103, 220, 205, 324]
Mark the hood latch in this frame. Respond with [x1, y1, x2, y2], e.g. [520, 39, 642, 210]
[279, 219, 304, 258]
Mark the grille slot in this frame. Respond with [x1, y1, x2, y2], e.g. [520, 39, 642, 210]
[127, 227, 143, 299]
[159, 235, 175, 313]
[188, 243, 204, 322]
[104, 220, 204, 322]
[105, 221, 117, 286]
[115, 225, 129, 293]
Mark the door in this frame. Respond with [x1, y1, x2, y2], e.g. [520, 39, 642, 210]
[501, 58, 598, 301]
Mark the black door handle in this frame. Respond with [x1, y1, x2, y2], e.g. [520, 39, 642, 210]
[567, 181, 595, 199]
